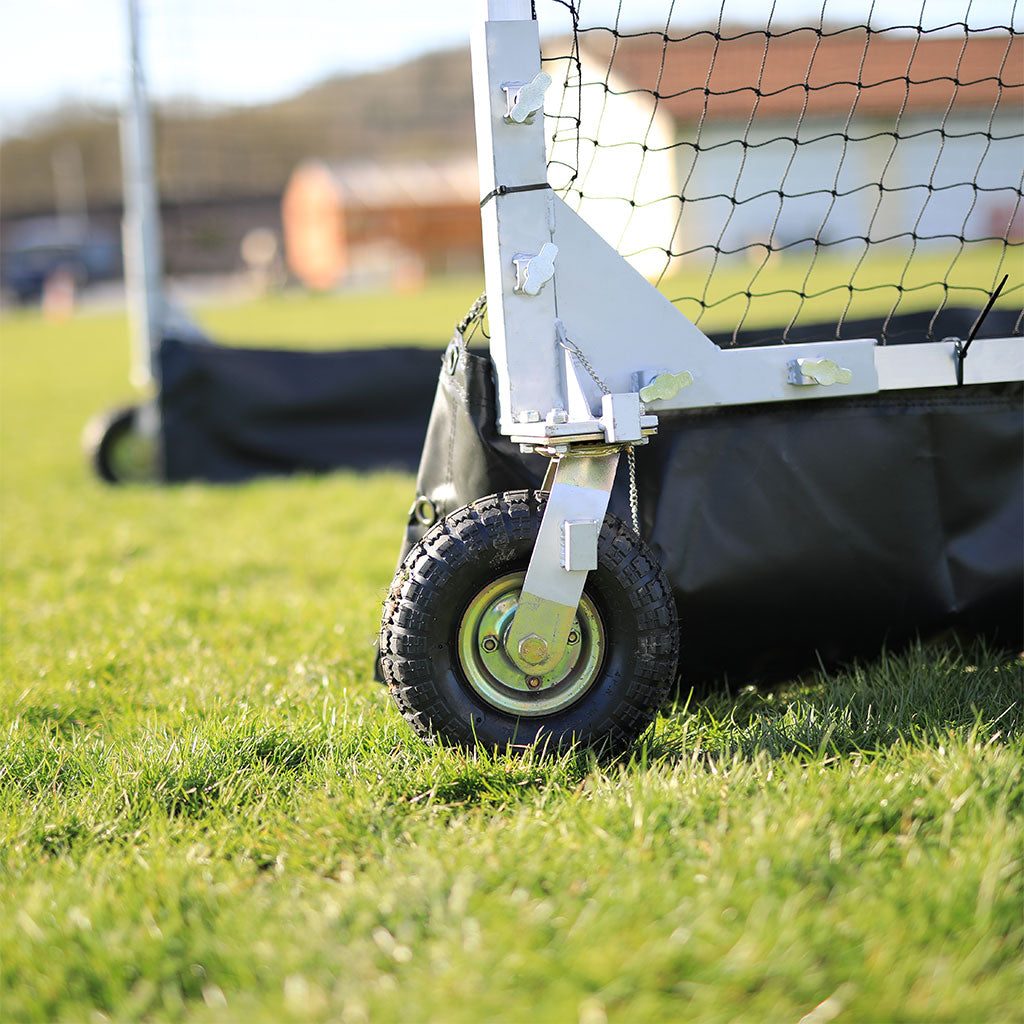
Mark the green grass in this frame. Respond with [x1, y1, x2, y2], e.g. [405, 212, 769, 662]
[662, 243, 1022, 335]
[195, 275, 485, 348]
[1, 283, 1022, 1023]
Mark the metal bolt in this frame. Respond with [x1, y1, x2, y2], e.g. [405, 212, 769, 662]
[517, 634, 549, 665]
[526, 676, 542, 689]
[445, 343, 460, 375]
[547, 407, 569, 424]
[517, 409, 542, 424]
[481, 635, 499, 653]
[567, 629, 580, 645]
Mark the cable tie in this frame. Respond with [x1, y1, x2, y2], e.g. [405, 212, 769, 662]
[480, 182, 551, 208]
[955, 274, 1009, 386]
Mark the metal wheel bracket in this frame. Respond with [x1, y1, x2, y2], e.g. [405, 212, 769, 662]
[508, 340, 659, 448]
[505, 451, 620, 675]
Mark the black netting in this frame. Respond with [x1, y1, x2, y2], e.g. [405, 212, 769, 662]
[538, 1, 1023, 345]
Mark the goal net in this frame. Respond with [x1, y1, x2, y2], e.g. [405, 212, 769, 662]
[538, 0, 1023, 345]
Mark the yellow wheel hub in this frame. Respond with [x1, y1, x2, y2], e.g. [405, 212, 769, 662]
[457, 571, 605, 717]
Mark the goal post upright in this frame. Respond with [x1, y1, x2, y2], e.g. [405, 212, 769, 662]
[383, 0, 1022, 754]
[120, 0, 164, 388]
[471, 1, 1022, 441]
[472, 0, 566, 434]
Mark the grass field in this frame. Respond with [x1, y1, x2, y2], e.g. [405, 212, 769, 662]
[1, 280, 1022, 1023]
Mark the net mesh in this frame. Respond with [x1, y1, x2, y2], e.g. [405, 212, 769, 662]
[539, 1, 1024, 344]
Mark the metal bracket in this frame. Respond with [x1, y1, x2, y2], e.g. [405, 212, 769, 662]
[561, 519, 599, 571]
[505, 451, 620, 676]
[600, 392, 643, 443]
[503, 71, 551, 124]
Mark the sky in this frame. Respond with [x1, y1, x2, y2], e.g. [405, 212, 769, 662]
[1, 0, 1018, 136]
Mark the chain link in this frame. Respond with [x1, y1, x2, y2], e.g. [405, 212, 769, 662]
[453, 305, 644, 536]
[557, 321, 641, 537]
[456, 292, 487, 338]
[626, 446, 640, 536]
[557, 331, 610, 396]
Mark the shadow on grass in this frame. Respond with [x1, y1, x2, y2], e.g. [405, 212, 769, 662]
[14, 702, 107, 736]
[646, 636, 1022, 765]
[361, 637, 1023, 794]
[2, 724, 333, 804]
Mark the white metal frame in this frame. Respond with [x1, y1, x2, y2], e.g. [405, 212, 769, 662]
[120, 0, 211, 395]
[473, 1, 1023, 448]
[121, 0, 164, 388]
[472, 0, 1022, 676]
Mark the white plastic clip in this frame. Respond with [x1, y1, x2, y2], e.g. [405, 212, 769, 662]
[503, 72, 552, 124]
[512, 242, 558, 296]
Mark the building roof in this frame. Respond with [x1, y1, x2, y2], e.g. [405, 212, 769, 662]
[316, 156, 479, 208]
[564, 27, 1023, 123]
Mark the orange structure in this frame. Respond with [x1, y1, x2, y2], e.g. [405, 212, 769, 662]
[282, 157, 482, 289]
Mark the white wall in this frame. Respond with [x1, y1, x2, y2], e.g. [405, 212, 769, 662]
[545, 52, 679, 279]
[671, 109, 1022, 261]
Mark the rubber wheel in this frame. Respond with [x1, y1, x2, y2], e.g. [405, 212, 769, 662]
[379, 490, 679, 752]
[82, 405, 158, 484]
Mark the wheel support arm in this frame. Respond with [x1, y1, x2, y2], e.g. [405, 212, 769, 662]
[505, 451, 620, 675]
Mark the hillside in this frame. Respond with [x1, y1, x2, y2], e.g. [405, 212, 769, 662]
[0, 45, 475, 217]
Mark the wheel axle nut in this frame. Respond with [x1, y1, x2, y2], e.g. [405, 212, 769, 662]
[518, 634, 549, 665]
[526, 676, 542, 689]
[481, 635, 499, 653]
[567, 629, 580, 645]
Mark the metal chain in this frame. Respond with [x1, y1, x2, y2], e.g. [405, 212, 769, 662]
[557, 323, 642, 537]
[557, 332, 610, 396]
[454, 306, 645, 535]
[456, 292, 487, 337]
[626, 446, 640, 537]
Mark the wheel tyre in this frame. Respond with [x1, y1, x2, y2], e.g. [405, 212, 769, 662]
[379, 489, 679, 752]
[82, 405, 157, 484]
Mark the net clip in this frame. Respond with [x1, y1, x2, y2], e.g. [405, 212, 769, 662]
[787, 357, 853, 387]
[502, 71, 551, 124]
[512, 242, 558, 295]
[636, 370, 695, 404]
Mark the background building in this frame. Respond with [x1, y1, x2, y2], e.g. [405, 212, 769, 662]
[282, 157, 481, 290]
[547, 28, 1023, 278]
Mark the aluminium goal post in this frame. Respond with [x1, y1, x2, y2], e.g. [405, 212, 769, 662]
[380, 0, 1022, 749]
[472, 0, 1022, 443]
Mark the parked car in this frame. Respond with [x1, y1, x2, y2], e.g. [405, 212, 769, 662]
[1, 218, 120, 303]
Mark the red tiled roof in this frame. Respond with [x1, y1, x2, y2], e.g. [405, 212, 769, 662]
[567, 27, 1023, 123]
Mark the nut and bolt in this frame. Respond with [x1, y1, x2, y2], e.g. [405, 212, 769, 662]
[567, 629, 580, 645]
[517, 409, 542, 424]
[526, 676, 542, 689]
[547, 407, 569, 424]
[518, 634, 549, 665]
[481, 635, 499, 653]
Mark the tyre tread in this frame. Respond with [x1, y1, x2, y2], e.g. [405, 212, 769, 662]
[380, 490, 679, 751]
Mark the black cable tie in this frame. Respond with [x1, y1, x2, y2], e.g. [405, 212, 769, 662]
[955, 274, 1009, 386]
[480, 182, 551, 208]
